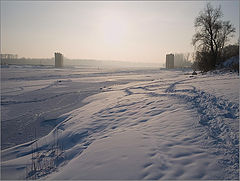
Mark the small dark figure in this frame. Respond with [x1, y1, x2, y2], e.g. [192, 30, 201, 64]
[192, 71, 197, 75]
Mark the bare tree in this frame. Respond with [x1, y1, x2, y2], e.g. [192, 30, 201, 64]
[192, 3, 235, 70]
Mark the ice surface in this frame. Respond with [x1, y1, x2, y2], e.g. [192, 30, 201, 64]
[1, 65, 239, 180]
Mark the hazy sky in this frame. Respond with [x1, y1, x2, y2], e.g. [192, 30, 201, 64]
[1, 1, 239, 63]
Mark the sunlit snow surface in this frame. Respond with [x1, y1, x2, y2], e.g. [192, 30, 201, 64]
[1, 65, 239, 180]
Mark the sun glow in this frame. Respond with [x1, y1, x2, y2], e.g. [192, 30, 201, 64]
[98, 11, 129, 45]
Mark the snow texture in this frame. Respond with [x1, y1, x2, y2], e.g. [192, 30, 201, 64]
[1, 65, 239, 180]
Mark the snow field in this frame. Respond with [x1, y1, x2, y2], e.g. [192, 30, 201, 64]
[1, 66, 239, 180]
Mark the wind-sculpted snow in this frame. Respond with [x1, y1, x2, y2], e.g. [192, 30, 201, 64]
[1, 67, 239, 180]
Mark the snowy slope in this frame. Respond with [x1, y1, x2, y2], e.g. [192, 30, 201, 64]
[1, 67, 239, 180]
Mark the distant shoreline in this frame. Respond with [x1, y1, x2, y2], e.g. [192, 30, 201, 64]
[1, 58, 162, 68]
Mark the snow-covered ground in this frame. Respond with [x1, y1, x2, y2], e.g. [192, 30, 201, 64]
[1, 65, 239, 180]
[1, 65, 157, 149]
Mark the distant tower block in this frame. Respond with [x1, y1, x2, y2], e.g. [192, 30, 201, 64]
[55, 52, 63, 68]
[166, 53, 174, 69]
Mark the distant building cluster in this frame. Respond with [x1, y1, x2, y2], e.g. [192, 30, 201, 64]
[0, 54, 18, 65]
[55, 52, 63, 68]
[166, 53, 192, 69]
[0, 54, 18, 60]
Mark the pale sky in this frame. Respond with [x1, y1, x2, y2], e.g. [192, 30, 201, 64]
[1, 1, 239, 63]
